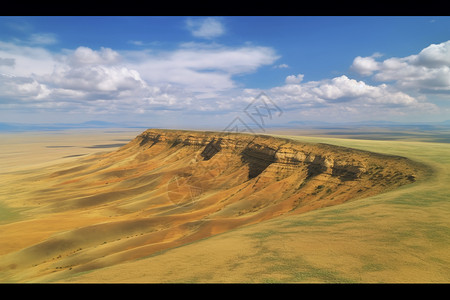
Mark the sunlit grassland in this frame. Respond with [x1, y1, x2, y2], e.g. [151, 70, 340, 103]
[239, 135, 450, 282]
[58, 134, 450, 283]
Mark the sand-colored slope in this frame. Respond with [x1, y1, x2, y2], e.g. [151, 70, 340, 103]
[0, 129, 428, 282]
[51, 135, 449, 283]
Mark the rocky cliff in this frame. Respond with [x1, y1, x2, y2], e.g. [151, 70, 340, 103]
[133, 129, 419, 187]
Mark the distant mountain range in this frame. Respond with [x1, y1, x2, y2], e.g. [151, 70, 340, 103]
[279, 119, 450, 129]
[0, 120, 449, 132]
[0, 121, 150, 132]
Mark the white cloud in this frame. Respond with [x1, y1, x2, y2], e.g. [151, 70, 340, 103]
[0, 41, 56, 77]
[314, 76, 373, 100]
[413, 40, 450, 68]
[186, 17, 225, 39]
[270, 75, 420, 108]
[128, 40, 144, 46]
[224, 74, 438, 125]
[252, 74, 439, 123]
[170, 44, 277, 73]
[285, 74, 304, 84]
[0, 74, 51, 101]
[127, 40, 162, 48]
[34, 47, 143, 99]
[352, 40, 450, 93]
[28, 33, 58, 45]
[274, 63, 289, 69]
[351, 55, 380, 76]
[68, 46, 121, 66]
[0, 42, 279, 116]
[126, 43, 279, 93]
[43, 65, 147, 94]
[3, 37, 442, 124]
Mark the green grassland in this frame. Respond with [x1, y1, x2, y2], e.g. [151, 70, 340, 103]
[55, 133, 450, 283]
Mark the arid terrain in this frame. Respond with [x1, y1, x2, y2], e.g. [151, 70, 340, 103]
[1, 128, 449, 283]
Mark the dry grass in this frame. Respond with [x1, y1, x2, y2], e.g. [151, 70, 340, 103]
[0, 129, 448, 283]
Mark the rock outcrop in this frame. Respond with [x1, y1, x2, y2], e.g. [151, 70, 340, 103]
[133, 129, 417, 185]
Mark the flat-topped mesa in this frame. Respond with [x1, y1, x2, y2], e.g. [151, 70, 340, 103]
[131, 129, 420, 186]
[0, 128, 428, 282]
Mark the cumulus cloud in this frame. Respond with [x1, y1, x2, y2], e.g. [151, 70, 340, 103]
[186, 17, 225, 39]
[0, 44, 180, 112]
[0, 42, 279, 116]
[351, 55, 380, 76]
[352, 40, 450, 93]
[413, 41, 450, 68]
[270, 75, 420, 109]
[285, 74, 304, 84]
[43, 65, 146, 95]
[0, 74, 51, 101]
[3, 36, 444, 124]
[68, 46, 121, 66]
[225, 73, 438, 125]
[34, 46, 144, 101]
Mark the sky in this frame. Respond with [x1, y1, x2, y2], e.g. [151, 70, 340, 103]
[1, 16, 450, 130]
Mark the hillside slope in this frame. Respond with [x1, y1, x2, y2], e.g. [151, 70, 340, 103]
[0, 129, 427, 282]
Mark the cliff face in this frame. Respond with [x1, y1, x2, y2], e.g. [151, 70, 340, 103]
[104, 128, 425, 222]
[133, 129, 415, 185]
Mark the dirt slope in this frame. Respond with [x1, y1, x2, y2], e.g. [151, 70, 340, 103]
[0, 129, 427, 282]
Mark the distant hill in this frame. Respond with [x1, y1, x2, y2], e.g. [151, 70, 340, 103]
[278, 120, 450, 129]
[1, 119, 450, 133]
[0, 121, 148, 132]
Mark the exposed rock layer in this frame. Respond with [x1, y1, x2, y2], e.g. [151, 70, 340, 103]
[136, 129, 417, 183]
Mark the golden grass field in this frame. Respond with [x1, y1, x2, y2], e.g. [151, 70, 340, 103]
[0, 128, 449, 283]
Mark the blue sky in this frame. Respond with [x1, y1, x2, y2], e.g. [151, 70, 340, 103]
[1, 16, 450, 130]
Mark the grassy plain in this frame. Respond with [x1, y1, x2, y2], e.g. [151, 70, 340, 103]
[0, 127, 449, 283]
